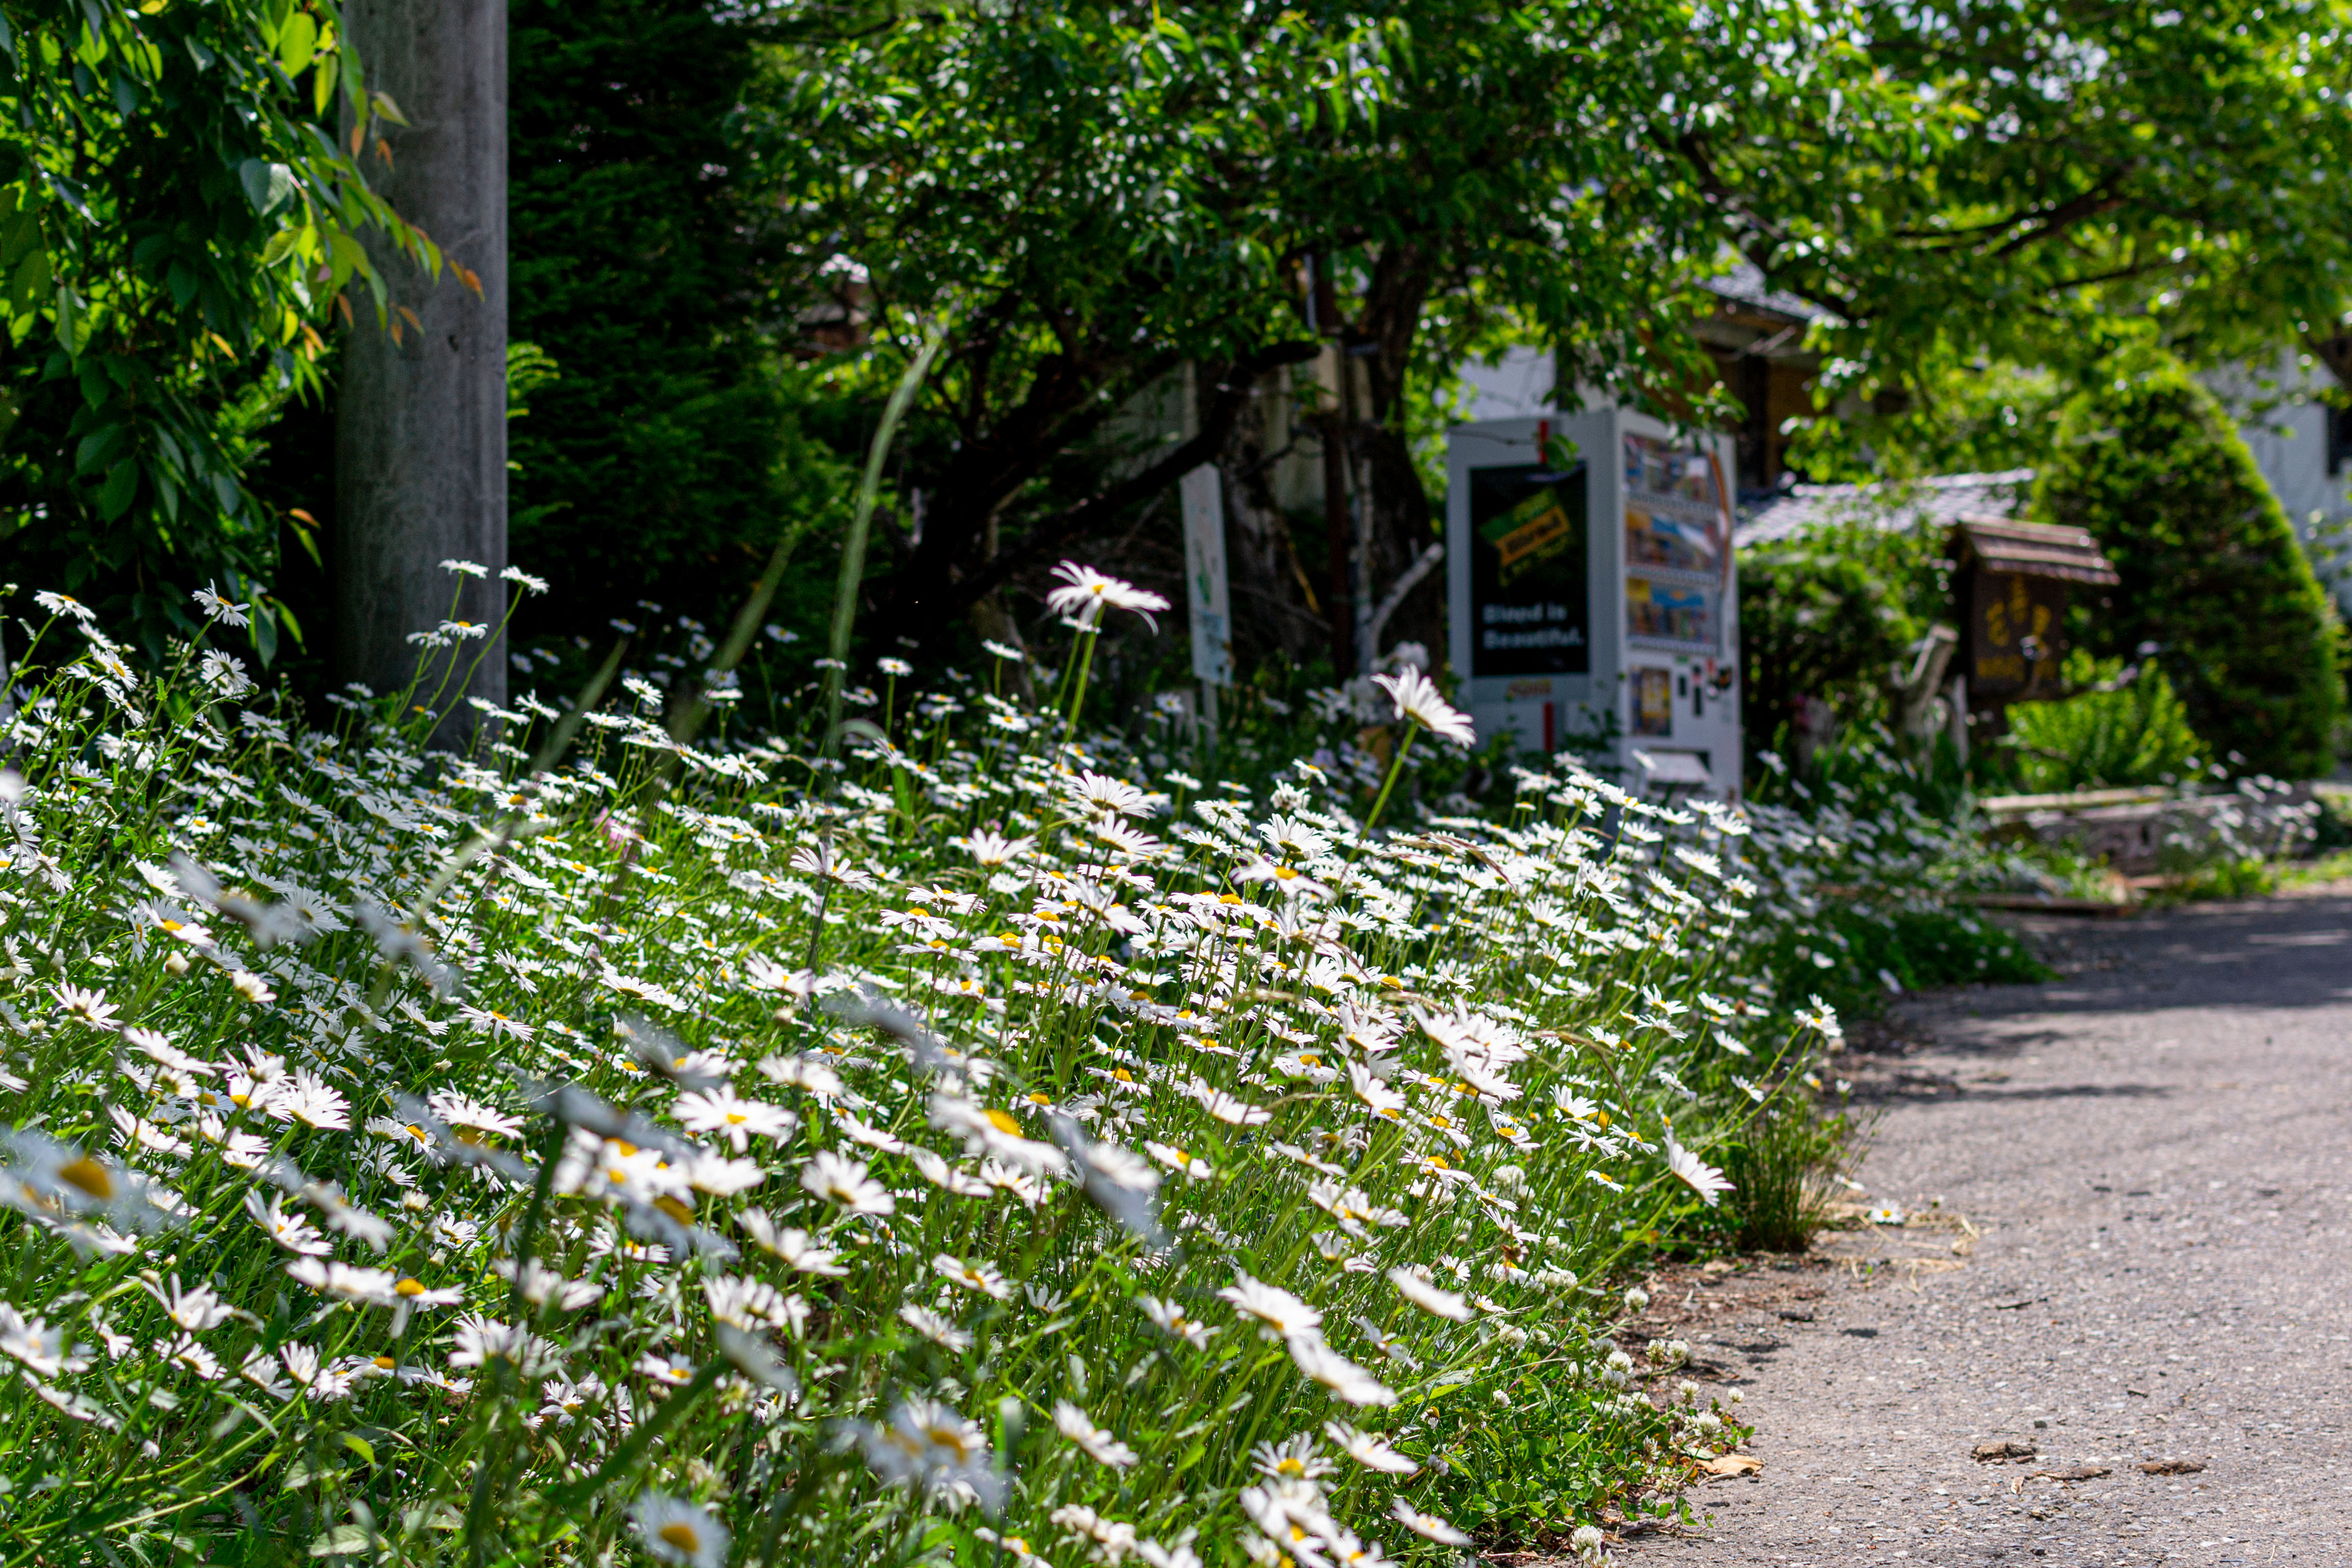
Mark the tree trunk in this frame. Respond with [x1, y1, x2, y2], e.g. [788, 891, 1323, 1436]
[1350, 246, 1445, 670]
[334, 0, 507, 734]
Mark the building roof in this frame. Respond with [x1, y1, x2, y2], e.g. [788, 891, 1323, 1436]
[1948, 514, 2120, 585]
[1734, 469, 2035, 548]
[1701, 260, 1830, 326]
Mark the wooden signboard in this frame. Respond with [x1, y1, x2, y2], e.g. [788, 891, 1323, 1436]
[1948, 515, 2119, 709]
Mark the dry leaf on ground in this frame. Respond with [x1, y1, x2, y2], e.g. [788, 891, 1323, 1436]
[1699, 1454, 1763, 1477]
[1973, 1440, 2037, 1462]
[2141, 1459, 2206, 1476]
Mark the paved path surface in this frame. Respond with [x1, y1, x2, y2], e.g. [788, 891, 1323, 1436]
[1622, 889, 2352, 1567]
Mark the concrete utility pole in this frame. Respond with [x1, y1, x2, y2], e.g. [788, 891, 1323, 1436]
[334, 0, 507, 732]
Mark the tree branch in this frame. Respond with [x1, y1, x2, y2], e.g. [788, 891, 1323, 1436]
[947, 339, 1323, 610]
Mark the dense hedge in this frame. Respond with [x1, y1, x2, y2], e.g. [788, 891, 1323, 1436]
[2035, 357, 2345, 780]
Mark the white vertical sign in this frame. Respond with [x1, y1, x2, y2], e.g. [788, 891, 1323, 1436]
[1181, 464, 1231, 685]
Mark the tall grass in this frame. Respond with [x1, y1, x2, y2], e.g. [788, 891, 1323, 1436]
[0, 568, 1989, 1567]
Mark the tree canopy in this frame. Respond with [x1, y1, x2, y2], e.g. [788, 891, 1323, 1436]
[0, 0, 444, 659]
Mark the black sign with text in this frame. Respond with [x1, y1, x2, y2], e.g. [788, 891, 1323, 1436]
[1467, 462, 1589, 677]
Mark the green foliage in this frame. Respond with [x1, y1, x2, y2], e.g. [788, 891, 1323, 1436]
[2035, 355, 2346, 780]
[1719, 1104, 1851, 1255]
[1736, 519, 1946, 768]
[1994, 651, 2208, 794]
[1701, 3, 2352, 405]
[750, 0, 1899, 642]
[508, 0, 840, 629]
[0, 0, 438, 659]
[4, 583, 1913, 1562]
[1781, 362, 2066, 487]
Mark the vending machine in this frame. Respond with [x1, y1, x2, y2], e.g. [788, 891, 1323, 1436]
[1443, 407, 1742, 799]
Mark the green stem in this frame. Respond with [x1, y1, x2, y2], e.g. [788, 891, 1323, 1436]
[1062, 624, 1101, 741]
[824, 327, 948, 761]
[547, 1356, 725, 1512]
[1360, 719, 1421, 836]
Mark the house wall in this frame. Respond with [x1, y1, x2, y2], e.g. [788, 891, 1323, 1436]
[2210, 354, 2352, 612]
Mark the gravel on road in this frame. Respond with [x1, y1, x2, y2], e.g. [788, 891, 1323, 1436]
[1613, 888, 2352, 1567]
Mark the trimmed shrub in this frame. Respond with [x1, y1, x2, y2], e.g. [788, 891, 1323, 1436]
[2034, 356, 2345, 779]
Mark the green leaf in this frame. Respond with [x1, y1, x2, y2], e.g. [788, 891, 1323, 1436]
[307, 1524, 371, 1557]
[277, 11, 318, 76]
[10, 244, 48, 313]
[238, 159, 296, 216]
[340, 1432, 376, 1466]
[52, 282, 82, 356]
[312, 52, 337, 116]
[259, 227, 301, 267]
[97, 457, 137, 519]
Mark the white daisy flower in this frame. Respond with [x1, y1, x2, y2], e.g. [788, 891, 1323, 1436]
[632, 1492, 729, 1568]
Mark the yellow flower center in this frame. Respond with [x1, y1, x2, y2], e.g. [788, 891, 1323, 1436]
[395, 1278, 426, 1297]
[984, 1108, 1022, 1137]
[57, 1157, 114, 1200]
[657, 1524, 702, 1552]
[374, 1354, 397, 1369]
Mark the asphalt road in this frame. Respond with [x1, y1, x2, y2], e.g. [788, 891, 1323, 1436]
[1620, 889, 2352, 1567]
